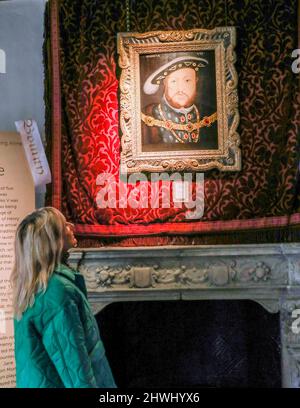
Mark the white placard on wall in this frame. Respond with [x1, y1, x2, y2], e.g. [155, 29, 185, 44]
[0, 132, 35, 388]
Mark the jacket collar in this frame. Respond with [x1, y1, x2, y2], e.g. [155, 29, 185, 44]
[54, 263, 87, 298]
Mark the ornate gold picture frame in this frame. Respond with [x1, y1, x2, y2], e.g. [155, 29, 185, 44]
[118, 27, 241, 173]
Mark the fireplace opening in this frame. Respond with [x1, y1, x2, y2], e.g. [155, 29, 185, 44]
[96, 300, 281, 388]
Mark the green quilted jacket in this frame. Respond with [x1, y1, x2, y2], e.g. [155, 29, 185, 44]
[14, 263, 116, 388]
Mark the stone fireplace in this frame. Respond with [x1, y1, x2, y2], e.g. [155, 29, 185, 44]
[68, 243, 300, 388]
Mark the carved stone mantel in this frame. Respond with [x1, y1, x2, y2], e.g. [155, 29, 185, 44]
[68, 243, 300, 388]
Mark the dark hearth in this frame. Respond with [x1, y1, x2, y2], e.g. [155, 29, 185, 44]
[96, 300, 281, 388]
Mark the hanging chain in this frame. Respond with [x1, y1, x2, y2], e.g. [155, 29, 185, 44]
[126, 0, 131, 32]
[224, 0, 228, 27]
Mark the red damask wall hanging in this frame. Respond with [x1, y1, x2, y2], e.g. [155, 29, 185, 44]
[45, 0, 300, 246]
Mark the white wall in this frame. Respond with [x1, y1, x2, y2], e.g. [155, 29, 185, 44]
[0, 0, 47, 207]
[0, 0, 46, 134]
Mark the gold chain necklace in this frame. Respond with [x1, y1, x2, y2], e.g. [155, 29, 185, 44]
[141, 109, 217, 143]
[158, 104, 200, 143]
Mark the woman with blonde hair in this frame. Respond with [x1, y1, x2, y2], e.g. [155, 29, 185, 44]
[11, 207, 116, 388]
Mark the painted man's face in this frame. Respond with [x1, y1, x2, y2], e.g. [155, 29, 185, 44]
[164, 67, 197, 109]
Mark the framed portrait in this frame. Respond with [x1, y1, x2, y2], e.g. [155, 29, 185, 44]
[118, 27, 241, 173]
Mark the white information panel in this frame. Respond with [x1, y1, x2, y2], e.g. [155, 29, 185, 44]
[0, 132, 34, 387]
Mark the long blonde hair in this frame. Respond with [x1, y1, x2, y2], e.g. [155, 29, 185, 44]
[11, 207, 66, 320]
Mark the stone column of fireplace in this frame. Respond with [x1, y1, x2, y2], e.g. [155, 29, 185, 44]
[279, 246, 300, 387]
[68, 243, 300, 388]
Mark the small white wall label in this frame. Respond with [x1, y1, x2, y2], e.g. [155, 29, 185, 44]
[0, 49, 6, 74]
